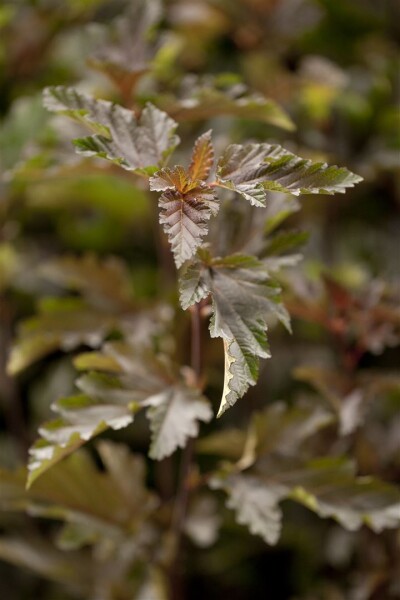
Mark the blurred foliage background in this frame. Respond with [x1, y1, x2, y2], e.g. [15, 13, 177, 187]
[0, 0, 399, 599]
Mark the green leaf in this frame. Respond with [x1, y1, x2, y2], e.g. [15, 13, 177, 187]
[43, 86, 179, 174]
[150, 166, 218, 267]
[213, 457, 400, 545]
[145, 387, 212, 460]
[180, 254, 290, 416]
[216, 143, 363, 206]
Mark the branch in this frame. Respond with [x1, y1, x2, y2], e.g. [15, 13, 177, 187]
[169, 303, 202, 598]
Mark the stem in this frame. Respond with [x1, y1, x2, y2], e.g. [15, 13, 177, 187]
[169, 303, 202, 599]
[0, 296, 30, 457]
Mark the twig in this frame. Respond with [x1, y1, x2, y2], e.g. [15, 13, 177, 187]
[169, 303, 202, 598]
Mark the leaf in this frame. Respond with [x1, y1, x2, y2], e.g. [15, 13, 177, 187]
[184, 495, 221, 548]
[188, 130, 214, 181]
[213, 457, 400, 546]
[88, 0, 161, 95]
[199, 401, 333, 462]
[26, 355, 162, 486]
[216, 143, 363, 206]
[178, 257, 210, 309]
[27, 385, 140, 488]
[7, 299, 116, 375]
[161, 88, 295, 130]
[145, 387, 212, 460]
[2, 442, 157, 539]
[40, 254, 134, 311]
[211, 475, 284, 545]
[196, 427, 247, 460]
[136, 567, 168, 600]
[216, 144, 273, 207]
[27, 342, 212, 483]
[150, 166, 218, 267]
[180, 254, 290, 416]
[0, 536, 91, 590]
[7, 254, 166, 375]
[260, 229, 309, 258]
[43, 86, 179, 174]
[252, 401, 334, 458]
[97, 441, 157, 513]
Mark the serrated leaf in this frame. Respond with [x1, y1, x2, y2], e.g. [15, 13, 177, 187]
[27, 351, 164, 485]
[43, 86, 179, 174]
[178, 258, 210, 309]
[180, 254, 290, 416]
[27, 386, 139, 488]
[28, 341, 212, 483]
[211, 474, 284, 545]
[161, 88, 295, 130]
[213, 457, 400, 546]
[145, 387, 212, 460]
[188, 130, 214, 181]
[216, 143, 363, 206]
[150, 166, 218, 267]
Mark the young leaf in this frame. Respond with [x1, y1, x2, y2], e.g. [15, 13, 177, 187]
[150, 166, 218, 267]
[216, 143, 363, 206]
[88, 0, 161, 95]
[145, 387, 212, 460]
[188, 130, 214, 181]
[180, 254, 290, 416]
[43, 86, 179, 174]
